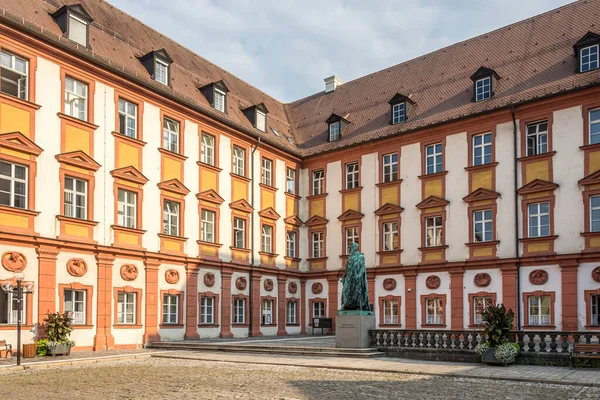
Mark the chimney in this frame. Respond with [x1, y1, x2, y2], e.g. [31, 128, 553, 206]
[324, 75, 343, 93]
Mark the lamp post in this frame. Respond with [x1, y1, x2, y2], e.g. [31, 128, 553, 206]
[1, 272, 34, 366]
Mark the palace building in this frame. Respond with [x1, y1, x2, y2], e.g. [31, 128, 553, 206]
[1, 0, 600, 351]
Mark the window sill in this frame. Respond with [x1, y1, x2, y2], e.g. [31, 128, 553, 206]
[259, 183, 278, 192]
[112, 225, 146, 234]
[159, 324, 184, 329]
[418, 245, 449, 251]
[198, 324, 220, 328]
[339, 186, 363, 194]
[57, 112, 99, 130]
[422, 324, 447, 328]
[580, 143, 600, 151]
[196, 161, 222, 172]
[229, 172, 251, 183]
[465, 241, 500, 247]
[464, 162, 499, 172]
[519, 235, 558, 243]
[259, 251, 279, 257]
[584, 326, 600, 330]
[0, 324, 34, 330]
[284, 191, 301, 200]
[0, 91, 41, 110]
[380, 324, 402, 328]
[285, 323, 300, 326]
[231, 323, 249, 328]
[197, 240, 223, 248]
[158, 147, 188, 161]
[56, 215, 99, 226]
[284, 256, 302, 262]
[376, 249, 403, 255]
[376, 179, 403, 187]
[261, 324, 277, 327]
[516, 151, 556, 162]
[306, 193, 328, 200]
[113, 324, 143, 329]
[71, 324, 94, 330]
[0, 205, 40, 217]
[522, 325, 556, 330]
[111, 131, 147, 146]
[417, 171, 448, 180]
[307, 257, 328, 262]
[229, 246, 251, 253]
[158, 233, 188, 242]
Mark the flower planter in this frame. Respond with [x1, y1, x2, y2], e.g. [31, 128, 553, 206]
[482, 348, 514, 366]
[46, 343, 71, 357]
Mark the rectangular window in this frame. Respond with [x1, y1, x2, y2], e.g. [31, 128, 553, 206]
[0, 161, 27, 209]
[383, 221, 399, 251]
[589, 108, 600, 145]
[528, 296, 551, 326]
[591, 294, 600, 326]
[473, 209, 493, 242]
[382, 153, 398, 183]
[201, 209, 216, 243]
[425, 143, 442, 175]
[425, 216, 443, 247]
[426, 298, 443, 325]
[286, 168, 296, 194]
[0, 50, 28, 100]
[155, 59, 169, 85]
[473, 133, 492, 166]
[117, 292, 136, 324]
[345, 162, 359, 189]
[0, 291, 25, 324]
[233, 217, 246, 248]
[117, 189, 137, 229]
[312, 232, 324, 258]
[68, 15, 88, 46]
[118, 98, 137, 138]
[233, 298, 245, 324]
[475, 77, 491, 101]
[591, 196, 600, 232]
[312, 170, 325, 195]
[64, 176, 87, 219]
[383, 299, 399, 325]
[392, 103, 405, 124]
[261, 158, 272, 186]
[286, 231, 297, 258]
[162, 294, 178, 324]
[473, 296, 493, 325]
[200, 133, 215, 166]
[312, 301, 325, 318]
[262, 299, 273, 324]
[64, 289, 86, 325]
[214, 89, 226, 112]
[528, 202, 550, 238]
[329, 122, 340, 141]
[256, 110, 266, 132]
[163, 200, 180, 236]
[581, 44, 599, 72]
[233, 146, 245, 176]
[163, 118, 179, 153]
[200, 296, 214, 324]
[526, 121, 548, 156]
[64, 76, 88, 121]
[345, 227, 359, 255]
[261, 225, 273, 254]
[287, 301, 297, 324]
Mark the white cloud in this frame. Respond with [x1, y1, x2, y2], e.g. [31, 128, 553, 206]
[108, 0, 574, 102]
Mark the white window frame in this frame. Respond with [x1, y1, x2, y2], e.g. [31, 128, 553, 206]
[527, 202, 550, 238]
[581, 44, 599, 73]
[526, 121, 548, 156]
[475, 77, 491, 102]
[201, 209, 216, 243]
[233, 146, 245, 176]
[261, 224, 273, 254]
[383, 299, 399, 325]
[345, 162, 359, 189]
[312, 301, 325, 319]
[473, 296, 493, 325]
[312, 232, 324, 258]
[286, 231, 297, 258]
[0, 50, 28, 100]
[261, 158, 272, 186]
[200, 296, 215, 325]
[345, 227, 359, 255]
[312, 170, 325, 195]
[287, 301, 297, 324]
[256, 110, 266, 132]
[425, 216, 443, 247]
[214, 88, 226, 112]
[382, 153, 398, 183]
[286, 168, 296, 194]
[0, 291, 25, 325]
[473, 209, 493, 243]
[68, 14, 88, 46]
[117, 188, 137, 229]
[426, 298, 443, 325]
[162, 294, 178, 324]
[233, 298, 245, 324]
[155, 59, 169, 85]
[64, 76, 88, 121]
[591, 294, 600, 326]
[233, 217, 246, 249]
[262, 299, 273, 325]
[392, 102, 405, 124]
[64, 176, 87, 220]
[383, 221, 398, 251]
[0, 160, 27, 209]
[163, 117, 180, 153]
[425, 143, 442, 175]
[118, 98, 137, 138]
[472, 133, 492, 166]
[117, 292, 136, 325]
[329, 121, 340, 141]
[200, 133, 215, 166]
[163, 200, 180, 236]
[589, 108, 600, 145]
[528, 295, 551, 326]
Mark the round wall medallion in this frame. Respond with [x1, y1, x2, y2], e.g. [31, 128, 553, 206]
[383, 278, 397, 291]
[425, 275, 441, 290]
[474, 273, 491, 288]
[592, 267, 600, 283]
[264, 279, 274, 292]
[120, 264, 138, 281]
[529, 269, 549, 285]
[66, 258, 87, 277]
[204, 272, 215, 287]
[165, 269, 180, 284]
[236, 276, 247, 290]
[288, 282, 298, 294]
[312, 282, 323, 295]
[1, 252, 27, 272]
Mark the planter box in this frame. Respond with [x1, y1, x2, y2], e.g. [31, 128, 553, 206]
[47, 343, 71, 357]
[482, 348, 514, 366]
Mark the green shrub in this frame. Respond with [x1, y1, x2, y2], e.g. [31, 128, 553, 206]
[36, 338, 48, 356]
[43, 311, 73, 343]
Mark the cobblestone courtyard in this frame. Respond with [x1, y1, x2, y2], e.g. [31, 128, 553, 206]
[1, 357, 599, 399]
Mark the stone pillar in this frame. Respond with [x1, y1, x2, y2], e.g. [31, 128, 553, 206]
[327, 275, 339, 332]
[367, 269, 376, 310]
[184, 263, 200, 340]
[250, 274, 262, 336]
[449, 267, 464, 330]
[220, 268, 233, 338]
[300, 278, 307, 334]
[500, 263, 518, 323]
[404, 270, 417, 329]
[277, 277, 287, 336]
[142, 259, 161, 345]
[560, 261, 579, 331]
[36, 245, 59, 338]
[94, 253, 115, 351]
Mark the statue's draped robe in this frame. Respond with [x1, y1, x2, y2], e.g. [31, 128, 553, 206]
[340, 243, 371, 311]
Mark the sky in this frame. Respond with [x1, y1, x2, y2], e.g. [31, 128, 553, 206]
[109, 0, 574, 103]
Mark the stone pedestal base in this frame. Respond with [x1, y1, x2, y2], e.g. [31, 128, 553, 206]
[335, 311, 375, 348]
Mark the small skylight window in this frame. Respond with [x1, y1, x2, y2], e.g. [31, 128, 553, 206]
[271, 128, 281, 138]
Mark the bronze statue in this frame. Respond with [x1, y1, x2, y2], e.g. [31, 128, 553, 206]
[340, 242, 371, 312]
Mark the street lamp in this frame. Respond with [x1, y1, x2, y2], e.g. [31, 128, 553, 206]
[1, 272, 34, 366]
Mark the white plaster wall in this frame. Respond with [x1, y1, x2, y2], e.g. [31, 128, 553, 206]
[553, 106, 585, 254]
[462, 269, 503, 329]
[285, 278, 301, 335]
[183, 120, 199, 250]
[157, 263, 186, 341]
[375, 275, 405, 328]
[416, 271, 451, 330]
[400, 143, 421, 265]
[141, 102, 162, 252]
[94, 82, 113, 246]
[251, 148, 261, 266]
[446, 132, 469, 261]
[298, 168, 309, 272]
[496, 121, 517, 258]
[275, 159, 287, 269]
[219, 135, 232, 262]
[519, 265, 562, 330]
[326, 161, 342, 270]
[111, 258, 145, 346]
[197, 268, 221, 338]
[361, 152, 378, 268]
[577, 263, 600, 330]
[259, 275, 278, 336]
[230, 272, 249, 337]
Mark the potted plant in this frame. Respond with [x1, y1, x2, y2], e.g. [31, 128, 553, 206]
[474, 304, 519, 366]
[40, 312, 75, 356]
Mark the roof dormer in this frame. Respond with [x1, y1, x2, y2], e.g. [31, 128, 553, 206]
[388, 93, 415, 124]
[326, 113, 350, 142]
[242, 103, 268, 132]
[470, 66, 499, 102]
[199, 80, 229, 113]
[51, 4, 93, 48]
[574, 32, 600, 73]
[139, 49, 173, 86]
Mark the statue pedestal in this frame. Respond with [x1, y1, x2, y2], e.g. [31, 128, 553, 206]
[335, 310, 375, 348]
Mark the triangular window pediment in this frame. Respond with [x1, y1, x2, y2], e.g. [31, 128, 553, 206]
[579, 170, 600, 187]
[284, 215, 304, 227]
[196, 189, 225, 205]
[326, 112, 350, 124]
[157, 178, 190, 196]
[463, 188, 500, 203]
[229, 198, 254, 213]
[388, 93, 415, 106]
[110, 166, 149, 185]
[374, 203, 404, 215]
[470, 66, 500, 81]
[258, 207, 281, 220]
[305, 215, 329, 226]
[337, 209, 364, 221]
[55, 150, 101, 171]
[574, 32, 600, 53]
[517, 179, 558, 195]
[0, 132, 43, 156]
[416, 195, 449, 209]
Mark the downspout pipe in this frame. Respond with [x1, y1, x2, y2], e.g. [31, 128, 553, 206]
[511, 106, 522, 331]
[249, 137, 261, 337]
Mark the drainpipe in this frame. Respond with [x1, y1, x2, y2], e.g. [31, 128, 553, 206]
[511, 106, 522, 331]
[249, 137, 261, 337]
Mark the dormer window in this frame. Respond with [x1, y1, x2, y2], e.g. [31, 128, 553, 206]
[214, 89, 226, 112]
[326, 113, 350, 142]
[574, 32, 600, 73]
[199, 80, 229, 113]
[329, 122, 340, 141]
[242, 103, 268, 132]
[256, 109, 266, 132]
[470, 67, 499, 103]
[51, 4, 93, 48]
[392, 103, 405, 124]
[388, 93, 414, 125]
[154, 59, 169, 85]
[139, 49, 173, 86]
